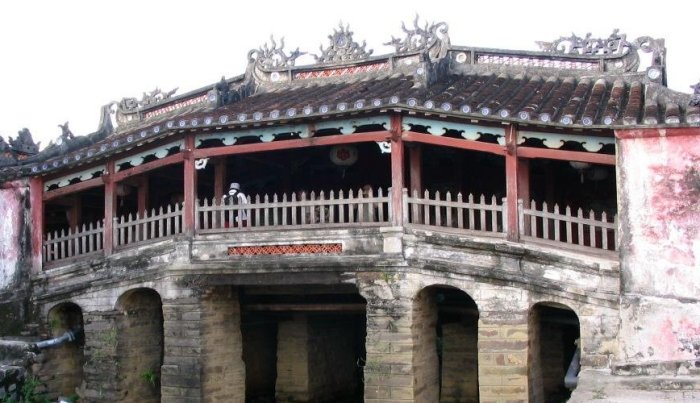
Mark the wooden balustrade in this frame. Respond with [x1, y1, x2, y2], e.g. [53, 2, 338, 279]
[114, 203, 183, 248]
[196, 188, 390, 233]
[41, 190, 621, 268]
[43, 220, 104, 264]
[404, 189, 506, 236]
[518, 199, 617, 252]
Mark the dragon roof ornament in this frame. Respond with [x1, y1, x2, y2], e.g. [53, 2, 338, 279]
[536, 30, 667, 73]
[248, 36, 306, 69]
[385, 16, 450, 61]
[118, 87, 179, 113]
[690, 81, 700, 107]
[536, 29, 632, 56]
[312, 23, 373, 64]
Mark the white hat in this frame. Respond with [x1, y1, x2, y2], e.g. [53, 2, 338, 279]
[229, 182, 240, 191]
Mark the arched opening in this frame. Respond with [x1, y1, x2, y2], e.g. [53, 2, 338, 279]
[528, 303, 580, 403]
[115, 288, 163, 403]
[42, 302, 84, 400]
[413, 285, 479, 403]
[239, 284, 367, 403]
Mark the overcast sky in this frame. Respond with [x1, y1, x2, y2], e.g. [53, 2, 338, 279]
[0, 0, 695, 148]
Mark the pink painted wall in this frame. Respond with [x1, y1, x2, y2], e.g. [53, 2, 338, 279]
[619, 130, 700, 298]
[618, 128, 700, 364]
[0, 182, 25, 290]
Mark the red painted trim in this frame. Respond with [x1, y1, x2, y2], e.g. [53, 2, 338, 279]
[103, 160, 116, 256]
[111, 153, 184, 182]
[193, 131, 392, 159]
[615, 127, 700, 139]
[505, 125, 519, 241]
[43, 177, 104, 202]
[517, 147, 615, 165]
[390, 115, 404, 226]
[401, 131, 506, 156]
[183, 135, 196, 235]
[29, 177, 44, 273]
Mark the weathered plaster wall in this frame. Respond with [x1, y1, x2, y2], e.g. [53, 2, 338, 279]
[618, 128, 700, 365]
[619, 130, 700, 298]
[0, 180, 31, 335]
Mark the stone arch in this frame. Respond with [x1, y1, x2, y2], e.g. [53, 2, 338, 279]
[528, 301, 581, 403]
[413, 285, 479, 403]
[41, 302, 85, 400]
[115, 288, 163, 403]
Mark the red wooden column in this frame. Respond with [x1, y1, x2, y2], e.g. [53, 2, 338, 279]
[214, 158, 227, 205]
[183, 134, 197, 235]
[409, 144, 422, 196]
[29, 177, 44, 274]
[390, 114, 405, 226]
[67, 195, 82, 230]
[517, 158, 530, 236]
[137, 176, 149, 218]
[103, 160, 117, 255]
[505, 124, 521, 241]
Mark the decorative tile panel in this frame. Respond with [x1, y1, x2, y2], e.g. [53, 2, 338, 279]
[227, 243, 343, 256]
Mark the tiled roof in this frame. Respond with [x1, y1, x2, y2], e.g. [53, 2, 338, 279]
[2, 22, 698, 181]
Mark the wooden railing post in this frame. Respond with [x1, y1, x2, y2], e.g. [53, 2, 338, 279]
[103, 160, 116, 255]
[390, 114, 404, 226]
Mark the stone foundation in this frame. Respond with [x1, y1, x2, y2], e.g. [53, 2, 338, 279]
[201, 287, 245, 403]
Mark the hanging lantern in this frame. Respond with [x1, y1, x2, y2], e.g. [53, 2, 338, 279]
[569, 161, 592, 184]
[330, 145, 358, 166]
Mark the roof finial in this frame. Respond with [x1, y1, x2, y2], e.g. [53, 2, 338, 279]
[690, 81, 700, 107]
[385, 15, 450, 60]
[312, 22, 372, 64]
[248, 35, 305, 69]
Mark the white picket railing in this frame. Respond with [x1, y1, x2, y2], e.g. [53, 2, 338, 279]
[43, 220, 104, 264]
[196, 188, 390, 233]
[403, 189, 506, 236]
[518, 199, 617, 252]
[114, 203, 183, 247]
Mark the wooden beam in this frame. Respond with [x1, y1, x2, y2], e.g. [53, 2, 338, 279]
[401, 131, 506, 156]
[29, 177, 44, 274]
[183, 134, 196, 236]
[242, 303, 366, 312]
[517, 147, 615, 165]
[505, 125, 519, 241]
[103, 160, 116, 256]
[390, 114, 404, 226]
[43, 177, 104, 202]
[193, 131, 392, 159]
[111, 153, 185, 182]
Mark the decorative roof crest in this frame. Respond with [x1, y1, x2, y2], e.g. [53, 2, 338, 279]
[118, 87, 179, 113]
[313, 23, 373, 64]
[9, 128, 39, 155]
[635, 36, 666, 67]
[690, 81, 700, 107]
[536, 29, 632, 56]
[248, 36, 305, 69]
[385, 15, 450, 61]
